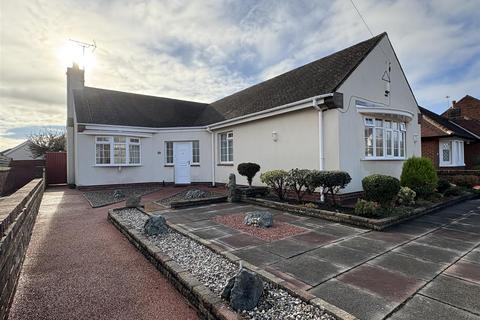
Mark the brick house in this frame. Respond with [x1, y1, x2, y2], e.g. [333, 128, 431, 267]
[420, 95, 480, 169]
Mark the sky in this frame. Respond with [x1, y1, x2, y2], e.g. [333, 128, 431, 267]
[1, 0, 479, 150]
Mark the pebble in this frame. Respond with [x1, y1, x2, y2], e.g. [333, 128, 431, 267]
[83, 187, 161, 208]
[114, 208, 336, 320]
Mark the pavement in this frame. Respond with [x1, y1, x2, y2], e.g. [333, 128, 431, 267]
[158, 198, 480, 320]
[7, 187, 199, 320]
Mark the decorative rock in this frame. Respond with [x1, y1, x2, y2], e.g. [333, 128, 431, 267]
[113, 189, 125, 200]
[125, 195, 141, 208]
[144, 215, 168, 236]
[244, 211, 273, 228]
[184, 189, 208, 200]
[222, 269, 263, 311]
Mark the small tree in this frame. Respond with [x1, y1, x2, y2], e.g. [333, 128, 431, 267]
[286, 168, 311, 202]
[237, 162, 261, 187]
[260, 170, 288, 200]
[307, 170, 351, 206]
[400, 157, 438, 197]
[28, 129, 66, 158]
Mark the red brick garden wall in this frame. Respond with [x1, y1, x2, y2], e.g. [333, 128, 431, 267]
[422, 139, 439, 168]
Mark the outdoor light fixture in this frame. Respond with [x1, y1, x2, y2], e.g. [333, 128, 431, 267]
[272, 131, 278, 142]
[413, 134, 419, 143]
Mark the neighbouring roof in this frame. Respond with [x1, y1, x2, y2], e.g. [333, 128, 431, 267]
[74, 33, 386, 128]
[442, 95, 480, 119]
[419, 106, 477, 140]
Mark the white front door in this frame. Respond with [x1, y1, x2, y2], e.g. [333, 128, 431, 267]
[174, 142, 192, 184]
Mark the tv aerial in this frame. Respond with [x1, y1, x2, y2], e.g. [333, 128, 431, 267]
[68, 39, 97, 57]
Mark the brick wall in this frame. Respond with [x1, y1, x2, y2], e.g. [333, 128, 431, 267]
[421, 139, 439, 168]
[0, 178, 44, 319]
[465, 142, 480, 169]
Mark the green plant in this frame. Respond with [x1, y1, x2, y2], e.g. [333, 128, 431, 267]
[260, 170, 288, 200]
[397, 187, 416, 206]
[362, 174, 400, 207]
[448, 175, 480, 188]
[437, 179, 451, 194]
[237, 162, 261, 187]
[444, 186, 464, 197]
[286, 168, 311, 202]
[354, 199, 380, 217]
[400, 157, 438, 197]
[307, 170, 351, 206]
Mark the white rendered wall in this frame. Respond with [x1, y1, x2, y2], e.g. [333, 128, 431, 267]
[4, 142, 41, 160]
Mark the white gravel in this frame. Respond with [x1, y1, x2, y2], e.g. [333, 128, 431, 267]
[114, 208, 336, 320]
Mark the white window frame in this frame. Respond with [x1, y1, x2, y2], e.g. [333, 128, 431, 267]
[165, 141, 200, 166]
[439, 139, 465, 167]
[94, 136, 142, 166]
[219, 131, 234, 164]
[363, 117, 406, 160]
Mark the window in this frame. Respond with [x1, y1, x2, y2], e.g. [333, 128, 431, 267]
[165, 141, 200, 165]
[219, 132, 233, 163]
[440, 139, 464, 167]
[95, 136, 141, 165]
[364, 117, 406, 159]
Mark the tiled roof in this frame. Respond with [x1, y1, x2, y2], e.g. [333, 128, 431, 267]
[419, 106, 478, 140]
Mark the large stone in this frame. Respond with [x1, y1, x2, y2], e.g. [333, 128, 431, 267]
[184, 189, 208, 200]
[221, 269, 263, 311]
[244, 211, 273, 228]
[228, 174, 240, 202]
[113, 189, 125, 200]
[125, 195, 141, 208]
[144, 215, 168, 236]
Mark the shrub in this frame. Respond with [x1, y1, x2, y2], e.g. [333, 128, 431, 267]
[448, 175, 480, 188]
[437, 179, 451, 194]
[237, 162, 261, 187]
[302, 202, 317, 209]
[444, 186, 464, 197]
[307, 170, 352, 206]
[362, 174, 400, 207]
[286, 169, 311, 202]
[354, 199, 380, 217]
[397, 187, 416, 206]
[400, 157, 438, 197]
[260, 170, 288, 200]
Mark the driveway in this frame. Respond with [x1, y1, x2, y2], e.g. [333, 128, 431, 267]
[8, 187, 198, 320]
[158, 199, 480, 320]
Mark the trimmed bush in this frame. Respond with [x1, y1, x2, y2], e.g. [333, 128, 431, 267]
[260, 170, 288, 200]
[237, 162, 261, 187]
[354, 199, 380, 217]
[307, 170, 352, 205]
[448, 175, 480, 188]
[400, 157, 438, 197]
[362, 174, 400, 207]
[397, 187, 416, 206]
[444, 186, 464, 197]
[286, 169, 311, 202]
[437, 179, 451, 194]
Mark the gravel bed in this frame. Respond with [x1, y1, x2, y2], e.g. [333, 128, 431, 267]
[155, 189, 224, 207]
[113, 208, 336, 320]
[213, 213, 308, 241]
[83, 187, 161, 208]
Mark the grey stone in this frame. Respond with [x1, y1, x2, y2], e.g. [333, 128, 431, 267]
[144, 215, 168, 236]
[227, 174, 240, 202]
[221, 269, 263, 311]
[113, 189, 125, 200]
[184, 189, 208, 200]
[244, 211, 273, 228]
[125, 195, 141, 208]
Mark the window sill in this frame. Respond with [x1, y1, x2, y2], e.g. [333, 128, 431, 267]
[361, 157, 406, 161]
[93, 164, 142, 167]
[217, 163, 234, 166]
[164, 164, 200, 167]
[439, 163, 465, 167]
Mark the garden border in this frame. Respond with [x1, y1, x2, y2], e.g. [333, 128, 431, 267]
[108, 207, 357, 320]
[242, 193, 478, 231]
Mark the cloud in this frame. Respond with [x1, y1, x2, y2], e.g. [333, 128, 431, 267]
[0, 0, 479, 150]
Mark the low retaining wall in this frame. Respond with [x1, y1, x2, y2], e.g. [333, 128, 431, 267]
[170, 196, 228, 209]
[0, 178, 44, 319]
[243, 193, 478, 230]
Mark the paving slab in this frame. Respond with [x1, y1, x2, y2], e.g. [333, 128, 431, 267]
[368, 252, 446, 281]
[382, 223, 431, 237]
[389, 295, 480, 320]
[272, 213, 304, 223]
[421, 275, 480, 315]
[180, 220, 222, 230]
[444, 260, 480, 284]
[431, 228, 480, 243]
[309, 244, 374, 268]
[394, 242, 461, 264]
[190, 227, 231, 240]
[338, 265, 426, 302]
[445, 222, 480, 234]
[290, 231, 338, 246]
[270, 254, 341, 286]
[231, 247, 283, 266]
[310, 279, 397, 320]
[289, 217, 335, 228]
[260, 238, 317, 258]
[338, 236, 395, 254]
[317, 224, 365, 237]
[414, 234, 477, 252]
[362, 230, 413, 244]
[216, 233, 266, 249]
[464, 250, 480, 264]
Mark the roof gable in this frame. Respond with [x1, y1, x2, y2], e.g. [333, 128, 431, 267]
[419, 106, 477, 140]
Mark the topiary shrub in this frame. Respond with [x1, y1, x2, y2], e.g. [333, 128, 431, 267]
[237, 162, 261, 187]
[354, 199, 380, 217]
[437, 179, 451, 194]
[362, 174, 400, 207]
[400, 157, 438, 197]
[260, 170, 288, 200]
[307, 170, 352, 206]
[397, 187, 416, 206]
[448, 175, 480, 188]
[286, 168, 311, 202]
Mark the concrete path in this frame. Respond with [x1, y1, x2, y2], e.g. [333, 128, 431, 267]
[8, 187, 198, 320]
[161, 199, 480, 320]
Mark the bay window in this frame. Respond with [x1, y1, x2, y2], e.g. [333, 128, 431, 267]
[364, 117, 406, 159]
[95, 136, 141, 166]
